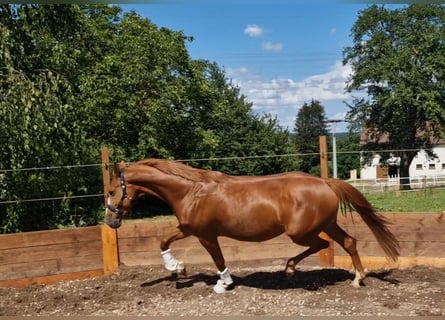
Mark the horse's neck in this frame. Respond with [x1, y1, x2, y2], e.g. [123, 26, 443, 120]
[128, 168, 194, 204]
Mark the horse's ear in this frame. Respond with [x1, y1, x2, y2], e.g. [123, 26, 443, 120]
[119, 161, 127, 171]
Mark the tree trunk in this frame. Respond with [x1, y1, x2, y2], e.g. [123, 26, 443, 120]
[398, 151, 416, 190]
[399, 164, 411, 190]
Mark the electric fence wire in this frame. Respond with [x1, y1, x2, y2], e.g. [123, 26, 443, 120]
[0, 147, 442, 205]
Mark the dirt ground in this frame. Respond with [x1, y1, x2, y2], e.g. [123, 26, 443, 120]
[0, 261, 444, 316]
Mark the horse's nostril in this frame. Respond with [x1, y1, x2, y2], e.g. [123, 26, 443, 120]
[107, 204, 118, 213]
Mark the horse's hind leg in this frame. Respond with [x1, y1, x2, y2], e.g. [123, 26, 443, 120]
[325, 223, 366, 288]
[285, 234, 330, 275]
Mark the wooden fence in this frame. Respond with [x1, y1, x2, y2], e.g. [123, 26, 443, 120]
[0, 212, 444, 288]
[0, 225, 117, 288]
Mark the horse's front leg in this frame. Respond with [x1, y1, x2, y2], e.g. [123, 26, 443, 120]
[198, 237, 234, 294]
[160, 226, 188, 276]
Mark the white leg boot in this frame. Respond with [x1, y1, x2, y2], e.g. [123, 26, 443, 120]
[161, 249, 184, 273]
[213, 267, 234, 293]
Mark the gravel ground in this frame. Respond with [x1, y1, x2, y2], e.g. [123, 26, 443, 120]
[0, 261, 444, 316]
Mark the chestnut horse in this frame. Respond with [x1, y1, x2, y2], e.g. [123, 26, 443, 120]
[105, 159, 400, 293]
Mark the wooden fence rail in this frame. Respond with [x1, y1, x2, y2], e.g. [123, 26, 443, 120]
[0, 212, 444, 288]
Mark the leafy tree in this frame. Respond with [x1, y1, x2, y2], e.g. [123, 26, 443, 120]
[336, 132, 361, 180]
[293, 100, 329, 176]
[0, 4, 300, 232]
[343, 4, 445, 189]
[184, 61, 299, 175]
[0, 5, 103, 232]
[79, 9, 194, 161]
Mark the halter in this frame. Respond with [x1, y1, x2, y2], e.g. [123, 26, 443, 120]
[106, 170, 133, 215]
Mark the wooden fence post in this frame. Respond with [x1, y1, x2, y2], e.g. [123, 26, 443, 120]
[101, 225, 119, 275]
[101, 147, 110, 205]
[100, 147, 119, 274]
[319, 136, 335, 267]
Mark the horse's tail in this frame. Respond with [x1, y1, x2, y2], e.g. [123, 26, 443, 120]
[325, 178, 400, 261]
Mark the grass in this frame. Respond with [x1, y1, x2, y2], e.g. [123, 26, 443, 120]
[365, 188, 445, 212]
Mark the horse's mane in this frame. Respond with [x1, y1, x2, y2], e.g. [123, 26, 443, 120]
[135, 158, 233, 183]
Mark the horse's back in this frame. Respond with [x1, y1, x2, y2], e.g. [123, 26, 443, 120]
[202, 173, 339, 239]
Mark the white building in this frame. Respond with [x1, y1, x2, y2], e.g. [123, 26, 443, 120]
[360, 144, 445, 182]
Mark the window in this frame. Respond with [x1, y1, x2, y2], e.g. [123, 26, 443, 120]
[442, 163, 445, 170]
[416, 164, 423, 170]
[429, 163, 436, 170]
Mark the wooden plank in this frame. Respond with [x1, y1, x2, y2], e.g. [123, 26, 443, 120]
[101, 224, 119, 275]
[0, 226, 101, 250]
[334, 256, 445, 270]
[117, 234, 296, 256]
[219, 243, 304, 262]
[0, 269, 105, 288]
[119, 245, 317, 268]
[117, 237, 157, 253]
[58, 255, 104, 274]
[117, 220, 177, 238]
[338, 212, 445, 228]
[338, 225, 445, 242]
[0, 255, 103, 281]
[0, 240, 102, 265]
[119, 251, 164, 266]
[121, 242, 306, 267]
[0, 259, 59, 281]
[334, 241, 445, 258]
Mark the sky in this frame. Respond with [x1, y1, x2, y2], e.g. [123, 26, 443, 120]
[119, 2, 401, 132]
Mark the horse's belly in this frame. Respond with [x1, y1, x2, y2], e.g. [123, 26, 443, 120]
[221, 227, 285, 242]
[217, 211, 285, 242]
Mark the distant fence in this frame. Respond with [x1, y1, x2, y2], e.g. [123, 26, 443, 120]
[1, 212, 444, 288]
[349, 175, 445, 194]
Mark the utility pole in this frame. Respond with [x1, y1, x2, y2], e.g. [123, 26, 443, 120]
[325, 119, 343, 179]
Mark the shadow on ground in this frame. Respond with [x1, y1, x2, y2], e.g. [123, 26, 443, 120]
[141, 268, 399, 291]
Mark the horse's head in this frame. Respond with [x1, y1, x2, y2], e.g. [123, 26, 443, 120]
[104, 161, 137, 229]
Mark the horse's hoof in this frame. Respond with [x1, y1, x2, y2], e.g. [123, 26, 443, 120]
[213, 280, 227, 294]
[213, 279, 234, 294]
[351, 280, 362, 288]
[284, 267, 295, 278]
[177, 267, 187, 277]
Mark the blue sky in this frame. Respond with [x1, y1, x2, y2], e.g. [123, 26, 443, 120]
[119, 2, 402, 132]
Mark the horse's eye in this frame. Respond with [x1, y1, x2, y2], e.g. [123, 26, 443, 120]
[109, 191, 115, 197]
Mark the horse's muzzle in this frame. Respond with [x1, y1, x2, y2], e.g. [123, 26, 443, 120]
[105, 206, 122, 229]
[105, 216, 122, 229]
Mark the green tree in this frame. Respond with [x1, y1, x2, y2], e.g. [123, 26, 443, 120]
[343, 4, 445, 189]
[293, 100, 329, 176]
[0, 4, 301, 232]
[0, 5, 103, 232]
[184, 61, 299, 175]
[79, 9, 194, 161]
[336, 132, 361, 180]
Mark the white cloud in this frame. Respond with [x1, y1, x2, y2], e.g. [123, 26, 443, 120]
[262, 41, 283, 52]
[244, 24, 264, 37]
[226, 67, 250, 77]
[231, 62, 362, 130]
